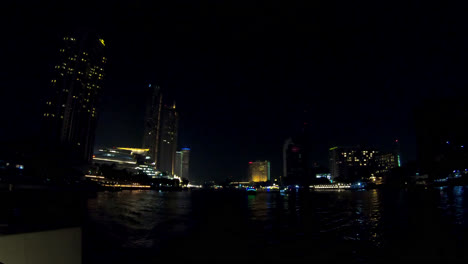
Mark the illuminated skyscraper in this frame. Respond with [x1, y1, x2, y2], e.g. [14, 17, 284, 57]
[41, 33, 106, 163]
[143, 85, 178, 175]
[175, 148, 190, 180]
[248, 161, 270, 182]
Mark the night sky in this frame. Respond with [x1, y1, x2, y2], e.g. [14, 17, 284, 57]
[2, 1, 468, 183]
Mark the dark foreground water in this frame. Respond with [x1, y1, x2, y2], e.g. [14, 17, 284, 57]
[83, 187, 468, 263]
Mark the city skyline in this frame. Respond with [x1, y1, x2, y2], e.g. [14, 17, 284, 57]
[2, 1, 468, 182]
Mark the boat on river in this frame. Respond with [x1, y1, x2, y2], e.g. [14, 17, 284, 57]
[246, 186, 257, 194]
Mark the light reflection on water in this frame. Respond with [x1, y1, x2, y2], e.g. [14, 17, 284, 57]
[438, 186, 467, 226]
[84, 187, 468, 263]
[86, 190, 192, 250]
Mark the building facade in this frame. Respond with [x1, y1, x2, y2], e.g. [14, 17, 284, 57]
[92, 147, 158, 177]
[41, 33, 106, 163]
[329, 146, 379, 182]
[374, 152, 399, 177]
[248, 161, 270, 182]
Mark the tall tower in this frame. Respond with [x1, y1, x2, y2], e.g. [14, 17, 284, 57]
[283, 137, 307, 186]
[393, 139, 401, 167]
[175, 148, 190, 180]
[329, 146, 340, 179]
[142, 85, 178, 175]
[41, 33, 106, 163]
[142, 84, 163, 166]
[158, 102, 178, 174]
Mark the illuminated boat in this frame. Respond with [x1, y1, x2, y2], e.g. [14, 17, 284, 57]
[246, 186, 257, 194]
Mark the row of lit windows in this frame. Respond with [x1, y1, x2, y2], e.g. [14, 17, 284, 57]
[63, 37, 76, 41]
[45, 109, 93, 119]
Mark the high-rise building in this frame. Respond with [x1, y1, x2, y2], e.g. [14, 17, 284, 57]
[143, 84, 163, 166]
[374, 152, 399, 177]
[248, 161, 270, 182]
[329, 146, 379, 182]
[41, 33, 106, 163]
[157, 103, 178, 174]
[142, 84, 178, 175]
[175, 148, 190, 180]
[283, 137, 308, 186]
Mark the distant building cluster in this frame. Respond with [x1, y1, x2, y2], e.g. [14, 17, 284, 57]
[38, 34, 189, 184]
[329, 144, 400, 184]
[90, 84, 189, 182]
[280, 121, 402, 186]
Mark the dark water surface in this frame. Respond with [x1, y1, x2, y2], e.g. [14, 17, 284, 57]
[83, 187, 468, 263]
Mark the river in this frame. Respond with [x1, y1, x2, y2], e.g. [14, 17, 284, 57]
[82, 186, 468, 263]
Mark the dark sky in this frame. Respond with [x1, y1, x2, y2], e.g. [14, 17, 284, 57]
[2, 1, 468, 183]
